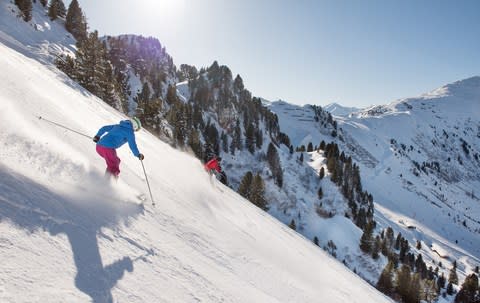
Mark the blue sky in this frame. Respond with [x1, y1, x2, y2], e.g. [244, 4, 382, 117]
[70, 0, 480, 107]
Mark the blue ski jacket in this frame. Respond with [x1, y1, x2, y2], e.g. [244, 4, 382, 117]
[95, 120, 140, 157]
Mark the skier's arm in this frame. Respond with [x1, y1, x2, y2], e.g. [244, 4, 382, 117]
[95, 125, 115, 138]
[126, 132, 140, 157]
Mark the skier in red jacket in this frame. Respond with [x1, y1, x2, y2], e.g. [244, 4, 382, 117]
[204, 156, 222, 175]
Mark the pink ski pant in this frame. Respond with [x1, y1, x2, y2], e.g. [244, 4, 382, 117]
[96, 145, 121, 176]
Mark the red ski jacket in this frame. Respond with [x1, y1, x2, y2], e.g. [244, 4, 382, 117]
[205, 158, 221, 173]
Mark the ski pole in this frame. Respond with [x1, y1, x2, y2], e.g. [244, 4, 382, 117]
[37, 116, 91, 139]
[140, 160, 155, 206]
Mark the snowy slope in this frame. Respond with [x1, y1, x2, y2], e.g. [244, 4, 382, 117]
[267, 100, 329, 147]
[268, 80, 480, 288]
[0, 39, 393, 303]
[340, 79, 480, 268]
[0, 0, 76, 63]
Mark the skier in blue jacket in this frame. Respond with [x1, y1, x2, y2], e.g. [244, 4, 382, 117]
[93, 117, 144, 178]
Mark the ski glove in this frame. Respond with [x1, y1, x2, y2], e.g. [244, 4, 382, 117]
[93, 135, 100, 143]
[138, 153, 144, 161]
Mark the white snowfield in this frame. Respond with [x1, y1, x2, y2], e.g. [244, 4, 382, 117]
[267, 76, 480, 289]
[0, 42, 393, 303]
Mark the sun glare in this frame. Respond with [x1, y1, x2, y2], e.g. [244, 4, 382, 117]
[146, 0, 185, 13]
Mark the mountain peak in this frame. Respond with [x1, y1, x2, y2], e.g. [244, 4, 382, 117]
[428, 76, 480, 98]
[323, 103, 361, 117]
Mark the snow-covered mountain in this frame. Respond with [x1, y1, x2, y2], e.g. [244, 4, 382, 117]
[267, 100, 335, 147]
[267, 78, 480, 295]
[324, 102, 361, 117]
[0, 1, 394, 302]
[2, 1, 479, 302]
[339, 77, 480, 256]
[175, 73, 387, 284]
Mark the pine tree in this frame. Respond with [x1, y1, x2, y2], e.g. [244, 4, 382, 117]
[74, 31, 104, 94]
[326, 240, 337, 257]
[67, 31, 121, 109]
[355, 208, 367, 230]
[319, 140, 326, 150]
[289, 219, 296, 230]
[136, 83, 156, 128]
[255, 129, 263, 149]
[233, 74, 244, 94]
[359, 221, 374, 253]
[172, 103, 187, 146]
[267, 143, 283, 188]
[218, 170, 228, 185]
[188, 129, 202, 159]
[177, 64, 198, 82]
[232, 120, 242, 151]
[313, 236, 319, 246]
[137, 98, 161, 132]
[221, 132, 229, 153]
[238, 171, 253, 199]
[15, 0, 32, 22]
[55, 54, 76, 79]
[307, 142, 313, 152]
[455, 273, 479, 303]
[415, 254, 427, 279]
[49, 0, 66, 20]
[65, 0, 87, 41]
[437, 273, 446, 290]
[318, 187, 323, 199]
[449, 265, 459, 285]
[100, 59, 123, 109]
[245, 124, 255, 154]
[396, 265, 412, 303]
[136, 82, 151, 104]
[250, 174, 268, 211]
[385, 227, 395, 251]
[166, 84, 178, 105]
[416, 240, 422, 250]
[372, 235, 381, 259]
[408, 273, 421, 303]
[399, 238, 410, 263]
[422, 278, 438, 303]
[377, 261, 395, 296]
[319, 167, 325, 179]
[447, 282, 454, 296]
[327, 156, 336, 175]
[203, 123, 219, 156]
[203, 143, 215, 163]
[395, 233, 402, 250]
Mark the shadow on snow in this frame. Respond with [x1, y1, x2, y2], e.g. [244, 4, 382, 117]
[0, 165, 145, 303]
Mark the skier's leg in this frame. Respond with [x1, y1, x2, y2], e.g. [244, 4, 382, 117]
[97, 145, 120, 178]
[96, 145, 110, 177]
[104, 149, 121, 178]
